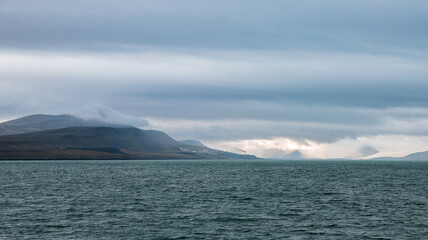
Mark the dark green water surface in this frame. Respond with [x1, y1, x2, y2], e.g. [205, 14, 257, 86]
[0, 160, 427, 239]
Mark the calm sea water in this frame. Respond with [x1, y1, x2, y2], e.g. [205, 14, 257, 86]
[0, 160, 427, 239]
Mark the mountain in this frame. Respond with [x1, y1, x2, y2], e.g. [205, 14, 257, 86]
[371, 151, 428, 161]
[402, 151, 428, 161]
[178, 139, 208, 148]
[0, 114, 258, 160]
[0, 114, 127, 136]
[178, 139, 259, 159]
[0, 126, 258, 160]
[282, 150, 304, 159]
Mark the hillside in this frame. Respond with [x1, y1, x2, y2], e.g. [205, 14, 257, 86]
[370, 151, 428, 161]
[0, 126, 257, 160]
[401, 151, 428, 161]
[178, 139, 208, 148]
[0, 114, 127, 136]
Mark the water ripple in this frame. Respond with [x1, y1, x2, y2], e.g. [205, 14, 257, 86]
[0, 160, 427, 239]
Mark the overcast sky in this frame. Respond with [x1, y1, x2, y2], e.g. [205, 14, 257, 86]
[1, 0, 428, 158]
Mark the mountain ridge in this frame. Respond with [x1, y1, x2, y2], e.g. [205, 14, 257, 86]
[178, 139, 208, 148]
[0, 114, 129, 136]
[0, 114, 258, 160]
[371, 151, 428, 161]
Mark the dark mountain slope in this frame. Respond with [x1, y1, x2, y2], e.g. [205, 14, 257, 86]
[1, 127, 179, 151]
[0, 114, 127, 136]
[0, 127, 257, 160]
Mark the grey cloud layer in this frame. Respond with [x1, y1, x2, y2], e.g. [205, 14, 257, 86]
[1, 51, 427, 114]
[1, 0, 427, 52]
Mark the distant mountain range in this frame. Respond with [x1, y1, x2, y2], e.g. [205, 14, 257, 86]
[276, 151, 428, 161]
[1, 114, 427, 161]
[371, 151, 428, 161]
[266, 149, 428, 161]
[0, 114, 257, 160]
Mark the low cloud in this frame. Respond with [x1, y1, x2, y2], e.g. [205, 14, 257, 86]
[73, 105, 149, 128]
[146, 106, 428, 143]
[205, 135, 428, 159]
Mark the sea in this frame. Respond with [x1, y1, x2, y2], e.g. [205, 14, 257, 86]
[0, 160, 427, 239]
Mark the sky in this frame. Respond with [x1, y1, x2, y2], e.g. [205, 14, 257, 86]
[1, 0, 428, 158]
